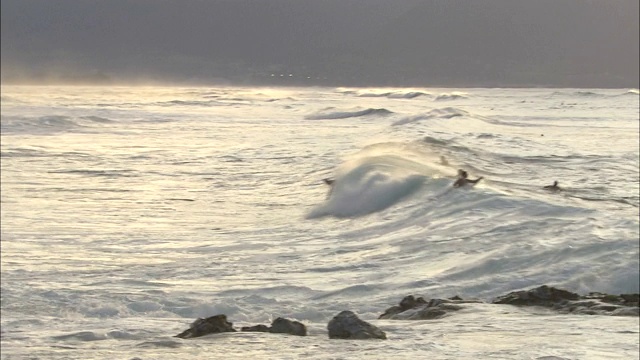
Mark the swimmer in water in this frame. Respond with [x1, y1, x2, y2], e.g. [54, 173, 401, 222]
[453, 170, 483, 188]
[440, 156, 449, 165]
[544, 180, 561, 191]
[323, 178, 335, 198]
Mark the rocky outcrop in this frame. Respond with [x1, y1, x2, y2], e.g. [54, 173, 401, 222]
[378, 295, 427, 319]
[174, 286, 638, 340]
[380, 286, 639, 320]
[493, 286, 639, 316]
[176, 315, 307, 339]
[492, 285, 580, 306]
[327, 310, 387, 340]
[175, 314, 236, 339]
[379, 295, 482, 320]
[241, 317, 307, 336]
[241, 324, 270, 332]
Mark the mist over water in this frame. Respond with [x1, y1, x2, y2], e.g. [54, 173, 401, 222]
[2, 1, 639, 88]
[1, 85, 638, 359]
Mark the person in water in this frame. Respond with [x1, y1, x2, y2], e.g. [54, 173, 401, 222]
[544, 180, 561, 191]
[323, 178, 335, 198]
[453, 169, 483, 188]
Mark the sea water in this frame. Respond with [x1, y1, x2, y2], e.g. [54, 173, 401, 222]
[1, 85, 638, 359]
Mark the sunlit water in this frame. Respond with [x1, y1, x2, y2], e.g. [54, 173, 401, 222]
[1, 85, 638, 359]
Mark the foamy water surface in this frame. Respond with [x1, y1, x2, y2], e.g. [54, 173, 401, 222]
[1, 85, 639, 359]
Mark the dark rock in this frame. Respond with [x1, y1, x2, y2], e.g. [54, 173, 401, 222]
[175, 314, 236, 339]
[492, 285, 580, 307]
[241, 318, 307, 336]
[378, 295, 428, 319]
[328, 310, 386, 340]
[412, 308, 448, 320]
[379, 295, 481, 320]
[585, 292, 639, 307]
[269, 317, 307, 336]
[241, 324, 270, 332]
[492, 286, 638, 316]
[381, 300, 468, 320]
[378, 305, 404, 319]
[399, 295, 427, 310]
[601, 294, 621, 304]
[620, 294, 639, 305]
[380, 286, 637, 319]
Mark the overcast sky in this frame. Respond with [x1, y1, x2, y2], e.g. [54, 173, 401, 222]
[2, 0, 638, 87]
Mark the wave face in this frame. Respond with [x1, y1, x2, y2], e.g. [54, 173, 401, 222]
[1, 85, 638, 359]
[305, 107, 393, 120]
[392, 107, 470, 125]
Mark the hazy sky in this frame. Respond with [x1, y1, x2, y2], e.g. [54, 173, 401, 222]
[2, 0, 638, 87]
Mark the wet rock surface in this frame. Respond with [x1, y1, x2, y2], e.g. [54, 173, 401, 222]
[380, 286, 639, 319]
[242, 317, 307, 336]
[175, 286, 638, 340]
[493, 286, 639, 316]
[327, 310, 387, 340]
[175, 314, 236, 339]
[177, 316, 307, 338]
[379, 295, 482, 320]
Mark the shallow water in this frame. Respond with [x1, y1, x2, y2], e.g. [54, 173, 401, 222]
[1, 85, 638, 359]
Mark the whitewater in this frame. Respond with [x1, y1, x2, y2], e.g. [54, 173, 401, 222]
[1, 85, 638, 359]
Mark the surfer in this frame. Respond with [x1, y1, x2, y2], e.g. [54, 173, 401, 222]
[544, 181, 561, 191]
[453, 169, 483, 188]
[440, 156, 449, 165]
[323, 178, 335, 198]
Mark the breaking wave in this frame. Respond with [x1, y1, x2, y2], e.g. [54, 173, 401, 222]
[305, 108, 394, 120]
[392, 107, 470, 126]
[357, 91, 429, 99]
[434, 92, 468, 101]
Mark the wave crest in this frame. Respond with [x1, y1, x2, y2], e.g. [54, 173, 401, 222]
[392, 107, 469, 126]
[305, 107, 393, 120]
[434, 92, 468, 101]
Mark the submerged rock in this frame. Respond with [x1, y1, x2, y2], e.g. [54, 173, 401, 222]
[492, 286, 639, 316]
[241, 324, 270, 333]
[242, 317, 307, 336]
[381, 286, 639, 319]
[585, 292, 639, 306]
[269, 317, 307, 336]
[492, 285, 580, 307]
[379, 295, 481, 320]
[327, 310, 386, 340]
[378, 295, 428, 318]
[175, 314, 236, 339]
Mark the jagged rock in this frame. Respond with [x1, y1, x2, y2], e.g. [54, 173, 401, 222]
[400, 295, 428, 309]
[493, 286, 639, 316]
[492, 285, 580, 307]
[269, 317, 307, 336]
[241, 317, 307, 336]
[328, 310, 387, 340]
[398, 302, 464, 320]
[175, 314, 236, 339]
[620, 293, 639, 304]
[585, 293, 639, 307]
[241, 324, 270, 332]
[378, 295, 427, 318]
[379, 295, 481, 320]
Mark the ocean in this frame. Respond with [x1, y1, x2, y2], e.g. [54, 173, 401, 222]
[1, 85, 638, 359]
